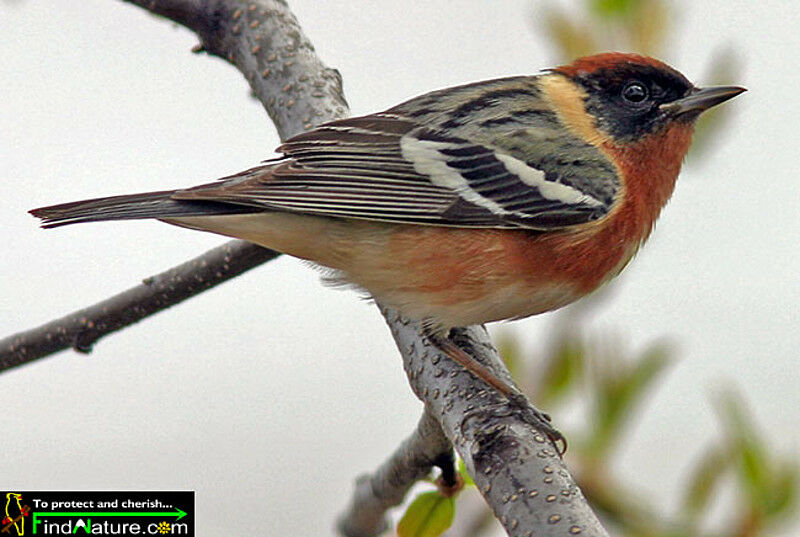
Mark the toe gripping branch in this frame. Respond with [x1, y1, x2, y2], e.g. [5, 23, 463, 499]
[424, 326, 567, 456]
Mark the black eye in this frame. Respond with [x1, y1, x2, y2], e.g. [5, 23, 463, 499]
[622, 81, 649, 104]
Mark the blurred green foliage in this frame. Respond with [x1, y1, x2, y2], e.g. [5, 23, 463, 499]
[494, 315, 797, 537]
[405, 316, 796, 537]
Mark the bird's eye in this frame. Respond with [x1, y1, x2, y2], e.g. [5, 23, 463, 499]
[622, 81, 649, 104]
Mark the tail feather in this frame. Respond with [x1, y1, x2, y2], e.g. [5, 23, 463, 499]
[30, 190, 260, 228]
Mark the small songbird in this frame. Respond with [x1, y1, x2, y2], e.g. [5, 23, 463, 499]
[31, 53, 744, 416]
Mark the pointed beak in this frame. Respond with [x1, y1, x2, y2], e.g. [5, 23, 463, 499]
[660, 85, 746, 118]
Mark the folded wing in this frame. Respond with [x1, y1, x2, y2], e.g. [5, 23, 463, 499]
[174, 114, 612, 230]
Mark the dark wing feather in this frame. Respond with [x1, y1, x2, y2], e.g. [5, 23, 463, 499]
[173, 113, 612, 229]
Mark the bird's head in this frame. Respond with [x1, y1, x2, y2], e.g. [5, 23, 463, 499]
[550, 52, 745, 144]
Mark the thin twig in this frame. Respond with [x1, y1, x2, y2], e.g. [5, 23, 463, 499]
[337, 408, 452, 537]
[1, 241, 277, 371]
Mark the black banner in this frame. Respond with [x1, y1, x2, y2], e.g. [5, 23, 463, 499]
[0, 491, 193, 536]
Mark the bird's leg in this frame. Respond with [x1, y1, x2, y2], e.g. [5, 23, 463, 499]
[424, 327, 566, 455]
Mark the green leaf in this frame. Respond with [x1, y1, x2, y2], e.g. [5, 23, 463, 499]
[589, 0, 643, 18]
[627, 0, 669, 54]
[713, 389, 800, 526]
[538, 335, 584, 405]
[541, 7, 598, 60]
[740, 436, 769, 503]
[681, 446, 732, 522]
[457, 458, 475, 488]
[716, 390, 769, 502]
[764, 461, 798, 517]
[397, 492, 456, 537]
[589, 344, 671, 455]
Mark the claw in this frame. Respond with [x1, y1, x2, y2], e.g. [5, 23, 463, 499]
[508, 393, 567, 456]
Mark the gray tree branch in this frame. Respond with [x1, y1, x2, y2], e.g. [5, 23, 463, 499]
[384, 311, 609, 537]
[337, 408, 453, 537]
[3, 1, 609, 535]
[1, 241, 278, 371]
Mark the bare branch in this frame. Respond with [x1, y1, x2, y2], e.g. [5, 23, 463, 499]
[1, 241, 277, 371]
[337, 408, 452, 537]
[384, 309, 610, 537]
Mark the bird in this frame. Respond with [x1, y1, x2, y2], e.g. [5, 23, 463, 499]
[3, 493, 24, 536]
[30, 53, 744, 438]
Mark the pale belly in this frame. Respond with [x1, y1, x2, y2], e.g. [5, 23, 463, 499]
[369, 280, 581, 328]
[167, 212, 628, 329]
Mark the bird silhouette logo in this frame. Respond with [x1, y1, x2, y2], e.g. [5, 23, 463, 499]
[1, 493, 29, 536]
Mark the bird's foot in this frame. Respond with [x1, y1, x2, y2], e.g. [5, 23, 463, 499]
[507, 392, 567, 456]
[425, 327, 567, 456]
[460, 394, 566, 457]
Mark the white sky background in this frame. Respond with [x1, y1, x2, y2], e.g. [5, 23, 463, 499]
[2, 0, 798, 535]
